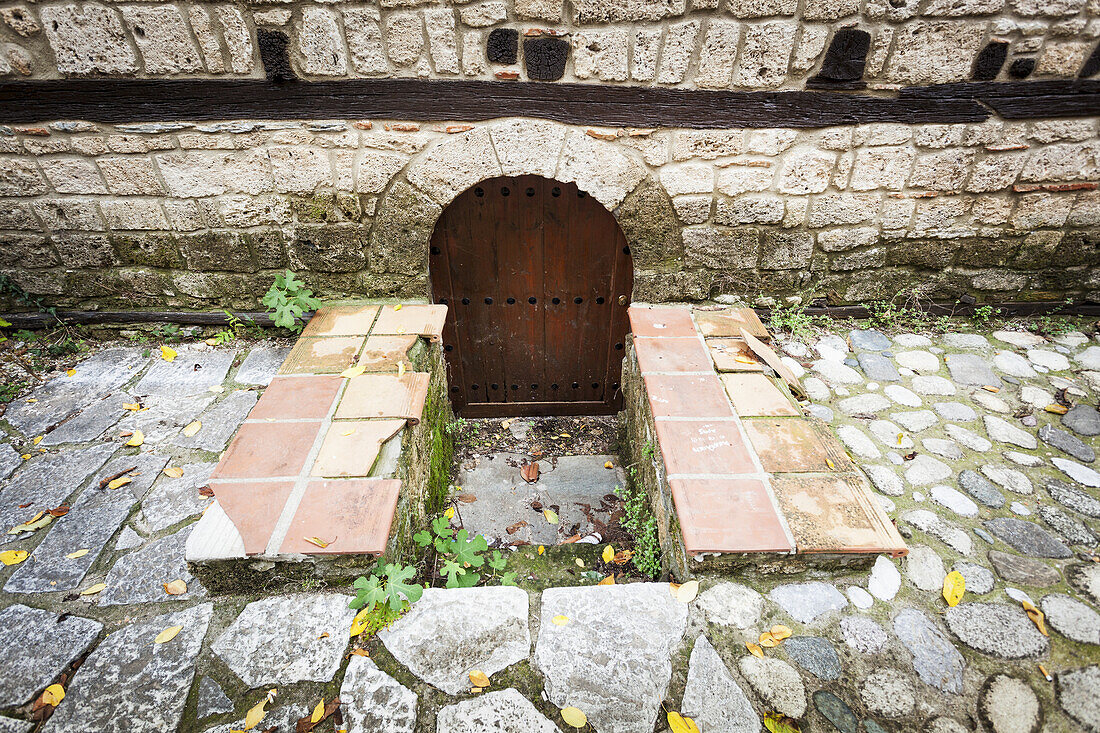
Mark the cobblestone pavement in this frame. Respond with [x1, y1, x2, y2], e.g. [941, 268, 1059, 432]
[0, 328, 1098, 732]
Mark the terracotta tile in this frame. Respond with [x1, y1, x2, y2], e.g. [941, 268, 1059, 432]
[771, 473, 907, 555]
[627, 306, 697, 338]
[742, 418, 852, 473]
[643, 373, 734, 418]
[372, 305, 448, 340]
[301, 305, 379, 337]
[707, 338, 764, 372]
[250, 376, 343, 420]
[335, 373, 430, 422]
[693, 307, 769, 339]
[311, 419, 405, 478]
[278, 336, 364, 375]
[669, 478, 792, 553]
[212, 480, 296, 555]
[357, 335, 418, 372]
[720, 373, 800, 417]
[633, 337, 712, 373]
[279, 478, 401, 555]
[211, 421, 322, 480]
[654, 419, 756, 476]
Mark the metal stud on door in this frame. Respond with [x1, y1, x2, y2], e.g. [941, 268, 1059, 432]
[429, 175, 633, 417]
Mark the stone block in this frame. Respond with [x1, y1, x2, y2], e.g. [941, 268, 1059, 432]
[849, 146, 916, 191]
[1036, 41, 1092, 75]
[717, 163, 774, 195]
[0, 201, 39, 229]
[748, 129, 797, 155]
[672, 195, 712, 224]
[792, 25, 829, 70]
[808, 192, 880, 226]
[41, 3, 137, 75]
[516, 0, 563, 20]
[659, 163, 713, 196]
[0, 157, 47, 195]
[696, 20, 740, 88]
[909, 149, 976, 191]
[111, 233, 183, 267]
[728, 0, 798, 15]
[632, 27, 661, 81]
[97, 155, 164, 195]
[682, 226, 759, 269]
[715, 194, 784, 225]
[270, 146, 332, 194]
[425, 9, 460, 74]
[407, 127, 500, 204]
[459, 2, 507, 26]
[298, 7, 347, 76]
[778, 147, 836, 194]
[1021, 141, 1100, 182]
[673, 130, 744, 161]
[558, 130, 646, 209]
[887, 239, 955, 268]
[40, 158, 107, 194]
[817, 226, 878, 251]
[616, 178, 683, 265]
[344, 7, 388, 74]
[760, 230, 813, 269]
[885, 21, 986, 84]
[656, 19, 700, 84]
[156, 150, 273, 197]
[217, 6, 255, 73]
[1010, 0, 1086, 15]
[288, 224, 367, 272]
[386, 13, 423, 65]
[32, 198, 103, 231]
[98, 199, 168, 230]
[804, 0, 860, 19]
[832, 246, 885, 271]
[571, 0, 686, 23]
[120, 5, 202, 74]
[734, 21, 796, 88]
[1, 5, 39, 36]
[370, 180, 439, 273]
[217, 195, 292, 227]
[178, 231, 257, 272]
[462, 30, 487, 75]
[965, 152, 1026, 192]
[572, 29, 629, 81]
[925, 0, 1004, 14]
[1011, 192, 1074, 228]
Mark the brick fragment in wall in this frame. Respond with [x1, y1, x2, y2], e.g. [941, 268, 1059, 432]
[386, 13, 424, 66]
[656, 19, 700, 84]
[810, 28, 869, 85]
[343, 7, 388, 74]
[486, 28, 518, 64]
[972, 41, 1008, 80]
[120, 6, 203, 74]
[188, 6, 226, 74]
[40, 4, 137, 75]
[1080, 43, 1100, 77]
[572, 29, 628, 81]
[524, 36, 568, 80]
[632, 27, 661, 82]
[216, 6, 255, 74]
[1, 6, 39, 37]
[1009, 56, 1036, 77]
[258, 29, 296, 82]
[298, 7, 347, 76]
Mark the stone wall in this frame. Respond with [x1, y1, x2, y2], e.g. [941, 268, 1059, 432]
[1, 114, 1099, 309]
[1, 0, 1098, 85]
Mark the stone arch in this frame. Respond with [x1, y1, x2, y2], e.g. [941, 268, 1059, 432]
[368, 118, 682, 295]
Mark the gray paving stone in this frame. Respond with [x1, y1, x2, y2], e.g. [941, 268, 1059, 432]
[40, 394, 130, 446]
[133, 346, 235, 396]
[864, 465, 903, 496]
[5, 453, 168, 593]
[895, 350, 940, 373]
[1004, 450, 1043, 467]
[1038, 424, 1095, 462]
[979, 674, 1041, 733]
[805, 404, 834, 421]
[696, 582, 763, 629]
[682, 635, 758, 733]
[944, 602, 1050, 659]
[140, 461, 216, 532]
[0, 717, 31, 733]
[0, 605, 101, 708]
[815, 335, 850, 361]
[213, 594, 356, 687]
[813, 360, 863, 385]
[869, 420, 912, 448]
[923, 438, 963, 460]
[769, 582, 847, 624]
[1056, 665, 1100, 731]
[115, 525, 143, 551]
[1077, 346, 1100, 369]
[43, 603, 213, 733]
[883, 384, 922, 406]
[934, 402, 977, 421]
[840, 616, 888, 654]
[973, 390, 1011, 413]
[903, 510, 972, 554]
[837, 425, 880, 458]
[988, 550, 1061, 587]
[1046, 479, 1100, 518]
[116, 392, 215, 445]
[0, 443, 116, 539]
[945, 353, 999, 386]
[1041, 594, 1100, 644]
[860, 668, 914, 719]
[196, 677, 233, 720]
[944, 423, 992, 452]
[1020, 385, 1055, 409]
[171, 390, 257, 452]
[340, 655, 417, 733]
[5, 348, 148, 436]
[975, 527, 996, 545]
[234, 345, 292, 385]
[1052, 457, 1100, 487]
[837, 393, 891, 415]
[894, 333, 933, 348]
[893, 607, 965, 693]
[0, 444, 20, 481]
[992, 351, 1037, 378]
[803, 377, 830, 401]
[981, 465, 1033, 495]
[203, 705, 308, 733]
[953, 561, 995, 594]
[890, 409, 938, 432]
[984, 518, 1072, 558]
[850, 329, 891, 351]
[1069, 564, 1100, 607]
[958, 469, 1006, 508]
[912, 376, 956, 395]
[984, 415, 1037, 449]
[904, 455, 952, 486]
[783, 636, 841, 680]
[737, 656, 806, 719]
[930, 485, 979, 517]
[904, 544, 946, 591]
[1038, 505, 1097, 547]
[943, 333, 990, 349]
[382, 586, 529, 696]
[1062, 405, 1100, 436]
[994, 331, 1045, 348]
[857, 352, 900, 382]
[813, 691, 857, 733]
[847, 585, 873, 609]
[868, 555, 901, 601]
[99, 525, 206, 606]
[534, 583, 686, 733]
[436, 689, 557, 733]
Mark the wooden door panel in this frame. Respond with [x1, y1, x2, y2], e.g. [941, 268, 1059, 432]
[430, 175, 632, 416]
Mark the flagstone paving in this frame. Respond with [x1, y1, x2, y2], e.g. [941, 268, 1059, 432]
[0, 321, 1099, 731]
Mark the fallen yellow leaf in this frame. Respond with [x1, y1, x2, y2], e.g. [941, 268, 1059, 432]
[537, 545, 545, 555]
[770, 624, 792, 640]
[759, 631, 779, 648]
[41, 683, 65, 706]
[342, 428, 356, 437]
[33, 435, 43, 445]
[1022, 600, 1049, 636]
[501, 419, 513, 430]
[155, 625, 182, 644]
[126, 430, 144, 447]
[304, 536, 334, 549]
[668, 711, 701, 733]
[311, 698, 325, 724]
[552, 614, 570, 626]
[243, 698, 267, 730]
[66, 549, 89, 559]
[602, 545, 615, 563]
[0, 550, 28, 566]
[1044, 404, 1069, 415]
[604, 461, 613, 469]
[671, 580, 699, 603]
[544, 509, 558, 524]
[394, 303, 403, 311]
[163, 579, 188, 595]
[21, 454, 30, 460]
[469, 670, 490, 687]
[575, 558, 584, 568]
[444, 506, 455, 519]
[160, 345, 177, 362]
[163, 466, 184, 478]
[560, 707, 587, 728]
[825, 457, 836, 470]
[746, 641, 764, 658]
[350, 607, 370, 637]
[80, 582, 106, 595]
[66, 369, 76, 377]
[340, 365, 366, 379]
[598, 575, 615, 585]
[107, 476, 132, 490]
[9, 513, 52, 534]
[123, 402, 142, 411]
[182, 421, 202, 437]
[942, 570, 965, 608]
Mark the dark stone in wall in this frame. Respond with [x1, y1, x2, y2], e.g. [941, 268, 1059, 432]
[973, 42, 1008, 81]
[288, 225, 368, 273]
[809, 29, 870, 87]
[257, 29, 296, 83]
[487, 28, 519, 65]
[524, 37, 568, 81]
[1080, 43, 1100, 78]
[1009, 57, 1036, 79]
[613, 179, 681, 267]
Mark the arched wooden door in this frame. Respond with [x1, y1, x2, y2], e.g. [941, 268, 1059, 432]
[430, 175, 633, 417]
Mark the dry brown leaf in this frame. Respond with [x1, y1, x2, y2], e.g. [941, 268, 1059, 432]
[1044, 403, 1069, 415]
[198, 486, 215, 497]
[612, 550, 633, 564]
[456, 494, 478, 503]
[521, 462, 540, 483]
[506, 521, 528, 534]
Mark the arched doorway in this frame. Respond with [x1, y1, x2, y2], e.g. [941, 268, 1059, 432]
[430, 175, 634, 417]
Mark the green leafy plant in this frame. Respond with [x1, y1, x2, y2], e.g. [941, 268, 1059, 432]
[620, 468, 660, 578]
[768, 300, 815, 341]
[970, 304, 997, 326]
[261, 270, 321, 332]
[414, 514, 516, 588]
[350, 561, 424, 613]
